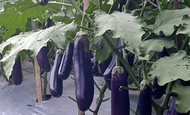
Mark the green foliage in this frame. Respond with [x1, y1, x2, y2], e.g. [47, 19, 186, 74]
[0, 21, 77, 78]
[95, 12, 144, 55]
[148, 8, 190, 36]
[0, 0, 59, 40]
[148, 50, 190, 86]
[139, 36, 174, 60]
[172, 82, 190, 113]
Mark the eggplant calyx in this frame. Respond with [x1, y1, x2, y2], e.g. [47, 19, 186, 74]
[139, 79, 152, 91]
[112, 66, 125, 75]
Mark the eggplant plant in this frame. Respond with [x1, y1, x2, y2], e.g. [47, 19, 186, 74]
[1, 0, 190, 115]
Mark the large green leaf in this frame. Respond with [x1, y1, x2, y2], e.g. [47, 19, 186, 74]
[95, 11, 144, 55]
[139, 37, 174, 60]
[172, 82, 190, 113]
[148, 50, 190, 86]
[0, 21, 77, 78]
[0, 0, 60, 40]
[151, 8, 190, 36]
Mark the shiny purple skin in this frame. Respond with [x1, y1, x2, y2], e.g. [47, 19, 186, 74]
[58, 43, 74, 80]
[49, 52, 63, 98]
[37, 46, 51, 72]
[167, 93, 189, 115]
[11, 56, 23, 85]
[74, 37, 94, 111]
[45, 18, 51, 28]
[111, 70, 130, 115]
[151, 77, 166, 99]
[136, 86, 152, 115]
[98, 56, 112, 76]
[38, 0, 49, 6]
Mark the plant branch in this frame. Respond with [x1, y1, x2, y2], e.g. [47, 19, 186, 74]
[48, 1, 72, 6]
[93, 82, 107, 115]
[68, 0, 94, 24]
[102, 33, 139, 88]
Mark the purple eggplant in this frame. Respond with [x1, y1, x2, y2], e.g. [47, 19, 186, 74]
[151, 77, 166, 99]
[111, 66, 130, 115]
[45, 18, 51, 28]
[74, 36, 94, 111]
[97, 55, 112, 76]
[136, 85, 152, 115]
[58, 43, 74, 80]
[11, 56, 23, 85]
[167, 93, 189, 115]
[38, 0, 49, 6]
[37, 46, 51, 72]
[49, 51, 63, 97]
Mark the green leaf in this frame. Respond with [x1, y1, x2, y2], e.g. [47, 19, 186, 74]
[152, 8, 190, 36]
[177, 15, 190, 37]
[95, 38, 117, 63]
[148, 50, 190, 86]
[0, 0, 60, 40]
[172, 82, 190, 113]
[95, 11, 144, 55]
[139, 37, 174, 60]
[0, 21, 77, 78]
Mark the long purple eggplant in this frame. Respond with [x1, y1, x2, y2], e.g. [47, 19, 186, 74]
[136, 85, 152, 115]
[58, 43, 74, 80]
[49, 51, 63, 97]
[11, 56, 23, 85]
[111, 66, 130, 115]
[97, 55, 112, 76]
[37, 46, 51, 72]
[167, 93, 189, 115]
[74, 36, 94, 111]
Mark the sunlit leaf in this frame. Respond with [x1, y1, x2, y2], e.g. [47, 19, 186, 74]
[172, 82, 190, 113]
[148, 50, 190, 86]
[0, 21, 77, 78]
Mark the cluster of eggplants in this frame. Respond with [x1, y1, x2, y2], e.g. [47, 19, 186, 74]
[74, 36, 94, 111]
[10, 56, 23, 85]
[49, 51, 63, 97]
[111, 66, 130, 115]
[167, 93, 189, 115]
[58, 43, 74, 80]
[38, 0, 49, 6]
[37, 46, 51, 72]
[136, 85, 152, 115]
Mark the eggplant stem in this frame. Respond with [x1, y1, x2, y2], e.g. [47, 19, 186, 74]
[120, 86, 139, 91]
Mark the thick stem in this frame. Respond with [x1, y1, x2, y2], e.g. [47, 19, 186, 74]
[180, 36, 189, 50]
[68, 0, 94, 24]
[161, 82, 173, 110]
[93, 82, 107, 115]
[43, 72, 47, 100]
[99, 0, 102, 10]
[102, 33, 139, 88]
[48, 1, 72, 6]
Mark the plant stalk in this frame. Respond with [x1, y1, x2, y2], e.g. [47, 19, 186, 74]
[93, 82, 107, 115]
[68, 0, 94, 24]
[102, 33, 139, 88]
